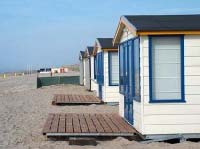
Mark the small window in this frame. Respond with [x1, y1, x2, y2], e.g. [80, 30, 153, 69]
[109, 52, 119, 86]
[149, 36, 185, 103]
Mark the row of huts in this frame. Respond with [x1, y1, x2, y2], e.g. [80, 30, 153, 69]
[79, 14, 200, 139]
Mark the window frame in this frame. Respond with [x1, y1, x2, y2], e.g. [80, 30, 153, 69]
[94, 56, 97, 79]
[108, 51, 119, 86]
[149, 35, 185, 103]
[119, 37, 141, 102]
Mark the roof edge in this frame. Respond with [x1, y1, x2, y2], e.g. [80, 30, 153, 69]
[113, 16, 137, 45]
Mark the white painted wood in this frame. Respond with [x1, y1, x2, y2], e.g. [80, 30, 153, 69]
[144, 124, 200, 135]
[79, 60, 84, 85]
[96, 50, 120, 103]
[142, 35, 200, 135]
[120, 27, 134, 42]
[144, 104, 200, 115]
[85, 58, 91, 90]
[144, 115, 200, 125]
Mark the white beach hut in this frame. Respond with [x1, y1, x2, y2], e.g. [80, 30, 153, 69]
[84, 47, 94, 91]
[113, 14, 200, 140]
[79, 51, 85, 85]
[94, 38, 120, 103]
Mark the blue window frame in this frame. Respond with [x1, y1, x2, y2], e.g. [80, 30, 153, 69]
[94, 56, 97, 79]
[119, 37, 141, 101]
[149, 35, 185, 103]
[96, 52, 104, 85]
[108, 51, 119, 86]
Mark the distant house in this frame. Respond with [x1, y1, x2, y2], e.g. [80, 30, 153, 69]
[113, 14, 200, 139]
[84, 47, 94, 91]
[85, 47, 98, 91]
[79, 51, 85, 85]
[94, 38, 119, 103]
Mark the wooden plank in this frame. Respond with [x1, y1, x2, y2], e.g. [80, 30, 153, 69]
[107, 114, 129, 133]
[66, 113, 73, 133]
[81, 95, 87, 102]
[96, 114, 112, 133]
[84, 114, 97, 133]
[72, 114, 81, 133]
[65, 95, 70, 103]
[111, 114, 135, 133]
[102, 114, 120, 133]
[58, 114, 66, 133]
[68, 95, 73, 103]
[50, 114, 60, 133]
[43, 114, 54, 134]
[90, 114, 104, 133]
[78, 114, 89, 133]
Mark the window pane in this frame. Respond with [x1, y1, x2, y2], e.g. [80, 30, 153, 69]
[119, 45, 124, 93]
[134, 38, 140, 97]
[110, 52, 119, 85]
[152, 37, 181, 100]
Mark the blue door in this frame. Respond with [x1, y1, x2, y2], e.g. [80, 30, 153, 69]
[122, 38, 140, 125]
[124, 40, 134, 125]
[97, 52, 104, 99]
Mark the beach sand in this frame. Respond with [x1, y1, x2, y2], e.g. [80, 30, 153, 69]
[0, 74, 200, 149]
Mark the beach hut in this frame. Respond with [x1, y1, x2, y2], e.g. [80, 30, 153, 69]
[84, 47, 94, 91]
[89, 48, 98, 91]
[79, 51, 85, 85]
[113, 14, 200, 140]
[93, 38, 119, 103]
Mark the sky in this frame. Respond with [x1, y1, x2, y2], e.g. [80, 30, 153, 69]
[0, 0, 200, 72]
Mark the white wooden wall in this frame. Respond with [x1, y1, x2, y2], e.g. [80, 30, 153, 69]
[85, 58, 91, 90]
[79, 60, 84, 85]
[83, 59, 86, 86]
[103, 51, 120, 103]
[141, 35, 200, 135]
[90, 56, 97, 91]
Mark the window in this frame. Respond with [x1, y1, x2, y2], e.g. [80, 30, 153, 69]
[119, 37, 140, 100]
[119, 44, 125, 94]
[109, 52, 119, 86]
[149, 36, 185, 103]
[94, 56, 97, 79]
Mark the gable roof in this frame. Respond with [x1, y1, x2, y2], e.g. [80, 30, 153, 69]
[97, 38, 118, 49]
[124, 14, 200, 31]
[113, 14, 200, 44]
[86, 46, 94, 55]
[80, 51, 85, 57]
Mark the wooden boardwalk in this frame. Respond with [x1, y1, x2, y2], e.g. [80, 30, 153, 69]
[43, 113, 136, 137]
[52, 94, 102, 105]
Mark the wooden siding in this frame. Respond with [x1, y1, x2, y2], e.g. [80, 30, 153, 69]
[141, 35, 200, 135]
[79, 60, 84, 85]
[85, 58, 90, 90]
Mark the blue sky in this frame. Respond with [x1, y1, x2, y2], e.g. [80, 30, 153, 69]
[0, 0, 200, 72]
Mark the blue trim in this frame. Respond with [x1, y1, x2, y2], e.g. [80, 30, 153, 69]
[149, 35, 185, 103]
[108, 51, 119, 86]
[94, 56, 97, 79]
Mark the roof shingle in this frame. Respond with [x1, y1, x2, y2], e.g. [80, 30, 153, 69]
[124, 14, 200, 31]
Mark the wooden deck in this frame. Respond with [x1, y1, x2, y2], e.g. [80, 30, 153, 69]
[52, 94, 102, 105]
[43, 113, 136, 137]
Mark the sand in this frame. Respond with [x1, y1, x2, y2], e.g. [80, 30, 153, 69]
[0, 74, 200, 149]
